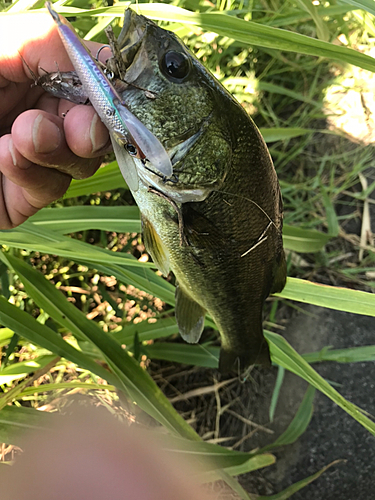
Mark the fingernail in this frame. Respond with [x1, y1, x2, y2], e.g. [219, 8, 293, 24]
[32, 114, 61, 154]
[90, 113, 109, 153]
[8, 137, 32, 169]
[8, 138, 18, 166]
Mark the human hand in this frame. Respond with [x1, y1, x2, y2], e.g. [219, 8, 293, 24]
[0, 11, 111, 229]
[1, 406, 215, 500]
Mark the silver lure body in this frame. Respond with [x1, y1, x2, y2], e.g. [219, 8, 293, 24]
[46, 2, 172, 188]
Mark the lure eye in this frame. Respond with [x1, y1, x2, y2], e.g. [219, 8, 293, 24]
[161, 51, 190, 82]
[126, 144, 138, 156]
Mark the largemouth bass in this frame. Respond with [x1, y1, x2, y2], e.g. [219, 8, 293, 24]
[44, 9, 287, 373]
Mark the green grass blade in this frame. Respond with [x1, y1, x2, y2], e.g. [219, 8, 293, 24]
[269, 366, 285, 422]
[282, 225, 331, 252]
[0, 357, 60, 411]
[321, 188, 340, 236]
[14, 4, 374, 72]
[134, 4, 375, 72]
[303, 344, 375, 364]
[0, 355, 57, 385]
[295, 0, 330, 41]
[65, 161, 126, 198]
[257, 83, 321, 107]
[145, 343, 220, 368]
[84, 15, 116, 41]
[0, 222, 153, 268]
[261, 385, 315, 452]
[0, 253, 197, 439]
[29, 206, 141, 234]
[340, 0, 375, 17]
[162, 437, 270, 471]
[1, 223, 176, 305]
[275, 277, 375, 317]
[0, 328, 14, 348]
[0, 296, 117, 385]
[16, 381, 116, 399]
[260, 128, 312, 142]
[6, 0, 41, 12]
[257, 460, 343, 499]
[90, 261, 175, 305]
[208, 454, 275, 480]
[0, 406, 60, 446]
[266, 331, 375, 436]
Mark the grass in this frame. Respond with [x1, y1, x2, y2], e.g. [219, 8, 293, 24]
[1, 0, 375, 497]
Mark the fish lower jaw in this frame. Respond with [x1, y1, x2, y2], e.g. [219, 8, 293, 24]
[137, 164, 211, 204]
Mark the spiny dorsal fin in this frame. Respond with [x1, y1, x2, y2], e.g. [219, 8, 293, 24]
[141, 214, 170, 277]
[175, 284, 206, 343]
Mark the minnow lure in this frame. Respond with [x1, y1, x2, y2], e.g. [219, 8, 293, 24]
[45, 2, 172, 191]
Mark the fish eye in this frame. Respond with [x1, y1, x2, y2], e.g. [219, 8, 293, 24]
[161, 51, 190, 82]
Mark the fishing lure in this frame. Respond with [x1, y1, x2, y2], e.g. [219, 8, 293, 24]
[45, 2, 172, 191]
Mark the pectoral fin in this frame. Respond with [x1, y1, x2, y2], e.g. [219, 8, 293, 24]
[181, 203, 228, 250]
[270, 249, 287, 294]
[175, 284, 206, 343]
[141, 215, 170, 276]
[110, 133, 139, 192]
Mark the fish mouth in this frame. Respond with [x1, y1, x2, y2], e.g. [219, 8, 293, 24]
[110, 10, 213, 203]
[137, 104, 213, 203]
[115, 9, 151, 72]
[137, 125, 213, 204]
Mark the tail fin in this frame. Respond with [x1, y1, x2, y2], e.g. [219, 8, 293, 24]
[218, 338, 271, 374]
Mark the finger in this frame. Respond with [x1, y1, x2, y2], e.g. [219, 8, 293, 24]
[0, 135, 71, 229]
[0, 13, 67, 81]
[0, 12, 109, 83]
[62, 104, 111, 157]
[1, 407, 214, 500]
[0, 13, 59, 83]
[11, 109, 103, 179]
[33, 95, 111, 156]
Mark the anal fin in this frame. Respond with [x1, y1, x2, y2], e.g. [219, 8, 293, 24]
[175, 284, 206, 343]
[141, 215, 170, 277]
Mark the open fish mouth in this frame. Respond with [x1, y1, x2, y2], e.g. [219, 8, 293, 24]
[107, 10, 214, 201]
[116, 10, 149, 68]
